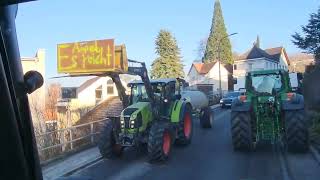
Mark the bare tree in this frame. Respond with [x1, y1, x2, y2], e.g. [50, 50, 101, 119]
[197, 38, 208, 61]
[29, 95, 46, 136]
[45, 83, 61, 121]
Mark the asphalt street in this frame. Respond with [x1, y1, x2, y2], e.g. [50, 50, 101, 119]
[71, 108, 320, 180]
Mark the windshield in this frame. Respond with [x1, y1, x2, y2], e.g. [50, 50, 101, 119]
[224, 92, 240, 98]
[7, 1, 320, 180]
[131, 84, 148, 103]
[251, 74, 282, 94]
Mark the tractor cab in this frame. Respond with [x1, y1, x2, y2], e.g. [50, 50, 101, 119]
[127, 78, 182, 117]
[246, 69, 291, 97]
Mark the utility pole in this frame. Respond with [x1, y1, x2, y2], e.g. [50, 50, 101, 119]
[217, 33, 238, 98]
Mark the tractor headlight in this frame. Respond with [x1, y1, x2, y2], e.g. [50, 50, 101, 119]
[120, 119, 124, 125]
[130, 125, 134, 129]
[220, 99, 223, 103]
[131, 120, 135, 124]
[121, 124, 125, 128]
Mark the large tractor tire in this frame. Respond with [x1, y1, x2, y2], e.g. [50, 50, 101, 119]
[148, 122, 173, 162]
[200, 107, 213, 129]
[175, 105, 193, 145]
[284, 110, 309, 153]
[231, 111, 253, 151]
[98, 121, 123, 159]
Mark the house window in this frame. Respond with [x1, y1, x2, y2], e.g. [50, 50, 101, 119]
[61, 87, 77, 99]
[95, 85, 102, 104]
[234, 64, 237, 70]
[107, 79, 114, 95]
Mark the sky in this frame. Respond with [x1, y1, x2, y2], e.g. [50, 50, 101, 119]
[15, 0, 319, 85]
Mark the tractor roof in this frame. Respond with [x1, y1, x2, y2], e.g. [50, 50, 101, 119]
[247, 69, 287, 76]
[128, 78, 177, 86]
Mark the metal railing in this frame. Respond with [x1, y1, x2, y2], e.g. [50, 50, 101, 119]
[36, 119, 107, 162]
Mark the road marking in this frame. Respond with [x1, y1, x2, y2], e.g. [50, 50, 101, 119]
[310, 145, 320, 166]
[277, 146, 293, 180]
[108, 162, 152, 180]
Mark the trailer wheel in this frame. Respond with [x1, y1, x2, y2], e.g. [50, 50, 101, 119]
[284, 110, 309, 153]
[98, 121, 123, 159]
[175, 105, 193, 145]
[148, 122, 172, 162]
[200, 107, 213, 128]
[231, 111, 253, 151]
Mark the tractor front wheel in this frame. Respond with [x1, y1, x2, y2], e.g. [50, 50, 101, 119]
[98, 121, 123, 159]
[231, 111, 253, 151]
[284, 110, 309, 153]
[175, 106, 193, 145]
[148, 122, 173, 162]
[200, 107, 213, 128]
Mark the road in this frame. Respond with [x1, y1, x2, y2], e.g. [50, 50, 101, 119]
[72, 108, 320, 180]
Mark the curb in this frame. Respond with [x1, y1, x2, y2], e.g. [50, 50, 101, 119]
[310, 145, 320, 166]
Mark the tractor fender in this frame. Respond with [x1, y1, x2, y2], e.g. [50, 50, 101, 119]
[231, 98, 251, 112]
[171, 100, 192, 123]
[282, 93, 304, 110]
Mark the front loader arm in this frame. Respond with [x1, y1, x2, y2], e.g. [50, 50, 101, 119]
[127, 59, 155, 106]
[109, 73, 129, 108]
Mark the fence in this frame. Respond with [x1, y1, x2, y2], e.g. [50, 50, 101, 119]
[36, 119, 107, 163]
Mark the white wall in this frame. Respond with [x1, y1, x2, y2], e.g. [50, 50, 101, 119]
[77, 77, 119, 107]
[234, 58, 272, 74]
[206, 63, 229, 91]
[279, 53, 289, 70]
[187, 66, 205, 86]
[233, 58, 282, 89]
[234, 76, 246, 91]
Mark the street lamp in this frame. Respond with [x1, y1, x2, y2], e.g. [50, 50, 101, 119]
[217, 32, 238, 98]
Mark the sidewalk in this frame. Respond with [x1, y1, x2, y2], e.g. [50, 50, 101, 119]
[42, 147, 101, 180]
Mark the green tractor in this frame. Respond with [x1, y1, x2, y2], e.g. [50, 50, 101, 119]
[98, 61, 195, 162]
[231, 69, 309, 152]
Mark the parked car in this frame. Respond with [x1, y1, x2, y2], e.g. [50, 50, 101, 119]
[220, 91, 244, 108]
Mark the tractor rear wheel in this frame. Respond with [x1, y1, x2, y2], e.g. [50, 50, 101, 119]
[175, 105, 193, 145]
[231, 111, 253, 151]
[148, 122, 173, 162]
[200, 107, 213, 128]
[284, 110, 309, 153]
[98, 121, 123, 159]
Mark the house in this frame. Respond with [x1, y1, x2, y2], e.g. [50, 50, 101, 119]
[187, 61, 233, 93]
[57, 76, 125, 107]
[233, 39, 290, 90]
[55, 75, 138, 125]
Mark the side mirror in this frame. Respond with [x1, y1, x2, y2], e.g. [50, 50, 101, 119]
[233, 78, 237, 84]
[24, 70, 43, 94]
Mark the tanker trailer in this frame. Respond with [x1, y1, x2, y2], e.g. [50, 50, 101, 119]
[181, 90, 213, 128]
